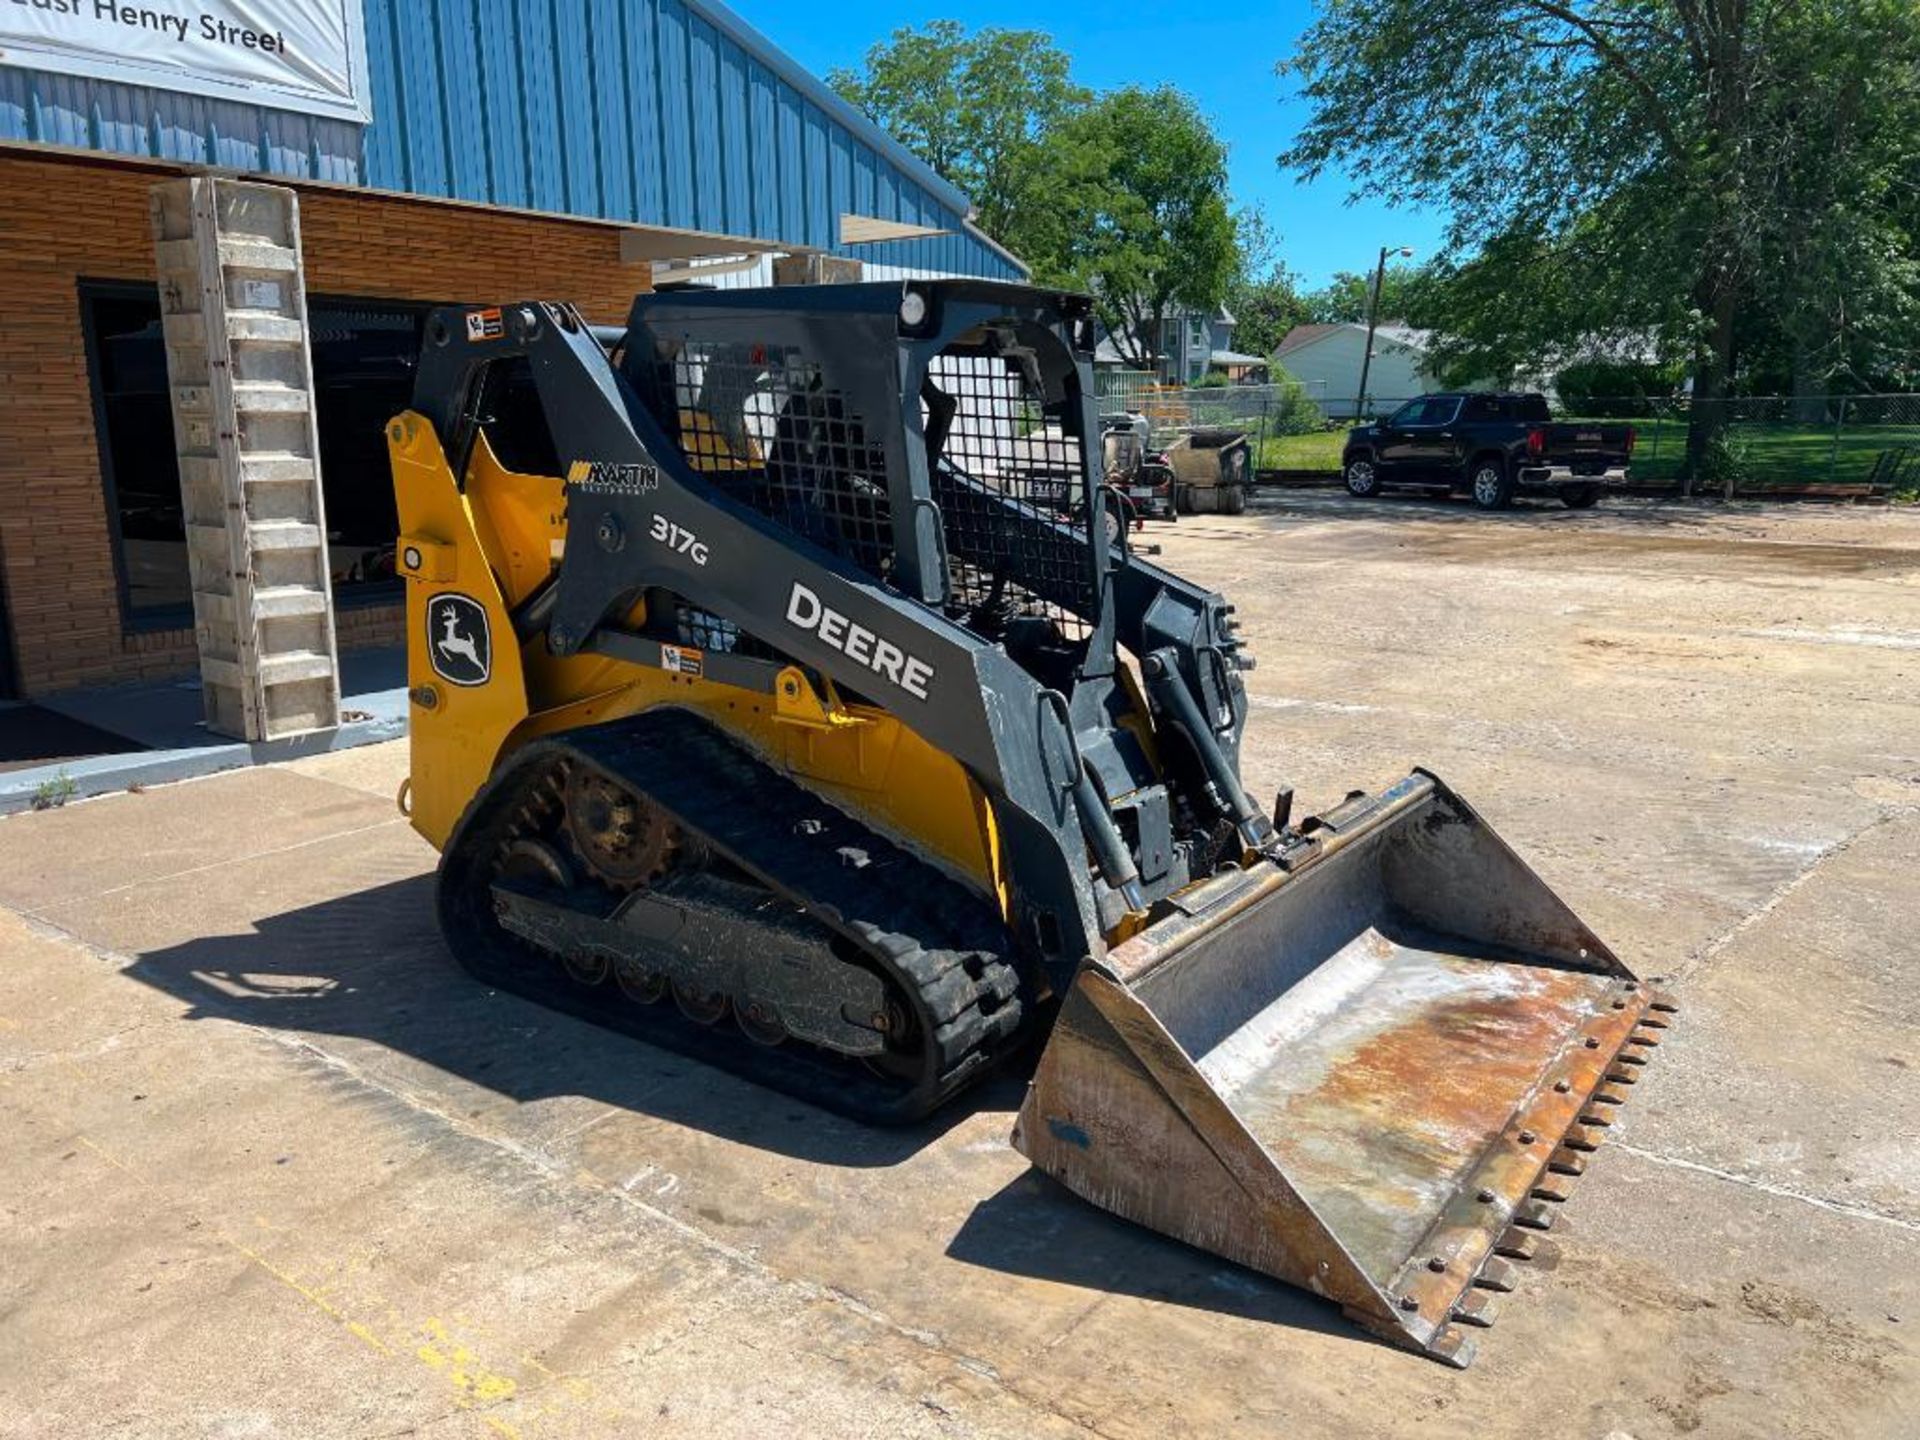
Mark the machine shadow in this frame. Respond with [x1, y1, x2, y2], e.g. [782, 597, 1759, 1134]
[947, 1169, 1383, 1351]
[122, 878, 1389, 1349]
[119, 872, 1035, 1168]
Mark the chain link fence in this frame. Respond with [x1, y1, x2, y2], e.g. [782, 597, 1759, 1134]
[1092, 380, 1920, 495]
[1093, 374, 1335, 476]
[1565, 393, 1920, 492]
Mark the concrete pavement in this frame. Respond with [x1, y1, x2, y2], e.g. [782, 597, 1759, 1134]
[2, 494, 1916, 1438]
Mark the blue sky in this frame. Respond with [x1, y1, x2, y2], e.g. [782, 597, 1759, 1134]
[721, 0, 1448, 287]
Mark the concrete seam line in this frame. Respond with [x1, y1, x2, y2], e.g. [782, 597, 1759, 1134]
[264, 1029, 1128, 1439]
[7, 903, 1075, 1426]
[1614, 1142, 1920, 1236]
[1672, 807, 1901, 985]
[254, 1027, 1032, 1388]
[32, 816, 410, 909]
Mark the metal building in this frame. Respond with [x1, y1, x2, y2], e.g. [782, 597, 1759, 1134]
[0, 0, 1023, 707]
[0, 0, 1023, 283]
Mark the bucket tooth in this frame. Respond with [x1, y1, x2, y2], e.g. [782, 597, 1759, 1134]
[1548, 1148, 1588, 1177]
[1495, 1228, 1540, 1261]
[1496, 1230, 1563, 1269]
[1629, 1027, 1663, 1047]
[1452, 1289, 1502, 1328]
[1591, 1084, 1631, 1107]
[1615, 1045, 1652, 1067]
[1473, 1256, 1521, 1293]
[1563, 1123, 1607, 1151]
[1605, 1066, 1639, 1085]
[1531, 1173, 1576, 1203]
[1647, 989, 1680, 1013]
[1427, 1326, 1477, 1369]
[1513, 1200, 1558, 1232]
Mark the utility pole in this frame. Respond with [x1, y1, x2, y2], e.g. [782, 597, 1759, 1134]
[1355, 244, 1413, 419]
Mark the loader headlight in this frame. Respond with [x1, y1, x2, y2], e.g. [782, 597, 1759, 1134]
[899, 290, 929, 331]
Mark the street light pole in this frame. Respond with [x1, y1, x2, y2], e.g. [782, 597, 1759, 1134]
[1355, 244, 1413, 419]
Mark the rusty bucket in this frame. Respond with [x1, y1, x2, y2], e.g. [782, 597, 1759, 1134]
[1013, 773, 1673, 1366]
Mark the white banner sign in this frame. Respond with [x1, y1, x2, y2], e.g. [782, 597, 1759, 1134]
[0, 0, 369, 121]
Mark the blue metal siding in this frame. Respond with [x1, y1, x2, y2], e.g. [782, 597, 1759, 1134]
[519, 0, 568, 213]
[746, 58, 778, 240]
[687, 14, 722, 233]
[440, 0, 491, 200]
[392, 0, 450, 195]
[0, 0, 1023, 279]
[554, 0, 601, 217]
[718, 39, 750, 236]
[475, 0, 528, 207]
[590, 0, 634, 220]
[623, 0, 666, 220]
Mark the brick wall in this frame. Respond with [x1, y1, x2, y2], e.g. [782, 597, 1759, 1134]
[0, 149, 652, 698]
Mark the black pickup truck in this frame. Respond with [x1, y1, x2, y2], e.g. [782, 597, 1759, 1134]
[1341, 392, 1635, 509]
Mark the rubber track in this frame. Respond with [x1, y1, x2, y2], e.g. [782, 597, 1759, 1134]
[443, 707, 1025, 1121]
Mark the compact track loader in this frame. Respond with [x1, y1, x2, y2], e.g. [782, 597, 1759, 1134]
[387, 282, 1672, 1365]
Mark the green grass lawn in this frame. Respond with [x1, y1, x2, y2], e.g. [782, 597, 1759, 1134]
[1601, 415, 1920, 490]
[1254, 417, 1920, 493]
[1256, 431, 1347, 472]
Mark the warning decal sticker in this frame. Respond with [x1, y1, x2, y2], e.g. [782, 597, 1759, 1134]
[660, 644, 704, 678]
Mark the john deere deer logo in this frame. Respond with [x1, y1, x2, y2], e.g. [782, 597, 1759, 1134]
[426, 594, 490, 686]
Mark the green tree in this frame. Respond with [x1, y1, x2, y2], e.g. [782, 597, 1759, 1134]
[1224, 205, 1312, 358]
[1026, 86, 1238, 372]
[1411, 218, 1690, 389]
[1281, 0, 1920, 484]
[1303, 265, 1437, 327]
[1739, 5, 1920, 409]
[828, 23, 1087, 252]
[1228, 274, 1312, 360]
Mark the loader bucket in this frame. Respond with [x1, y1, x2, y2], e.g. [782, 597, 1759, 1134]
[1012, 773, 1673, 1366]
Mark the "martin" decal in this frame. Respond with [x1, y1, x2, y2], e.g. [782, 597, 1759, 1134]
[566, 459, 661, 495]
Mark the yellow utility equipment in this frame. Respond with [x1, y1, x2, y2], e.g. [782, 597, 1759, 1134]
[388, 284, 1672, 1364]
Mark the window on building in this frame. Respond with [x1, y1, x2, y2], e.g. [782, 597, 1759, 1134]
[310, 302, 430, 589]
[81, 284, 183, 624]
[81, 282, 428, 630]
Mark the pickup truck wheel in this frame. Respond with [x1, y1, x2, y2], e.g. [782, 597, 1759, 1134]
[1469, 458, 1513, 510]
[1343, 457, 1380, 497]
[1561, 485, 1603, 509]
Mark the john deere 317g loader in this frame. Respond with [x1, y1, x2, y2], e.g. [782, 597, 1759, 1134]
[386, 282, 1672, 1366]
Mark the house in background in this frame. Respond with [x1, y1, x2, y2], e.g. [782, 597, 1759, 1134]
[1274, 321, 1489, 417]
[1095, 305, 1248, 384]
